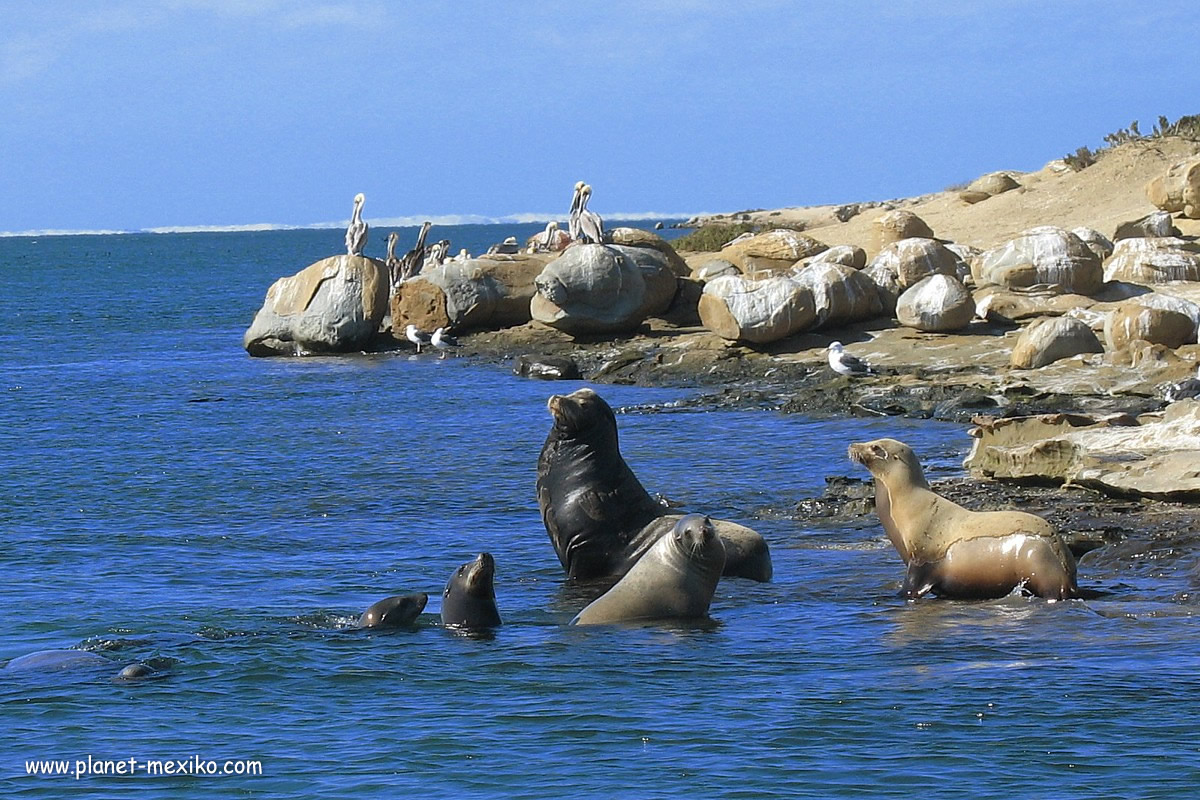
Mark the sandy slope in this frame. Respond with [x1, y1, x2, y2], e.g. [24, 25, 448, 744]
[695, 137, 1200, 253]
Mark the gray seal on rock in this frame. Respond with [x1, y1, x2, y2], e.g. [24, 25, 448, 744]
[572, 514, 726, 625]
[358, 592, 429, 628]
[441, 553, 501, 629]
[537, 387, 771, 582]
[849, 438, 1078, 599]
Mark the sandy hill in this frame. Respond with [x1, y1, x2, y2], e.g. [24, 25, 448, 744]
[695, 137, 1200, 253]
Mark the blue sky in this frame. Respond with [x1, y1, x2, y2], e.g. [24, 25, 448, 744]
[2, 1, 1199, 233]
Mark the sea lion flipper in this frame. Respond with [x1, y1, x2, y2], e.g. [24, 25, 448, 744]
[901, 561, 937, 599]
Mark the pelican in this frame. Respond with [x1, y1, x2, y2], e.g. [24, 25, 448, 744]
[538, 220, 560, 251]
[405, 324, 431, 354]
[578, 183, 605, 245]
[567, 180, 585, 241]
[344, 193, 368, 256]
[454, 248, 471, 262]
[398, 221, 433, 282]
[386, 231, 402, 288]
[431, 327, 461, 359]
[424, 239, 450, 270]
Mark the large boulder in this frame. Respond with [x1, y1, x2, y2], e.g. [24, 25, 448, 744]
[790, 262, 883, 329]
[1071, 227, 1115, 262]
[244, 254, 389, 357]
[608, 227, 691, 277]
[1102, 237, 1200, 283]
[614, 244, 681, 319]
[868, 237, 960, 290]
[806, 244, 867, 269]
[391, 253, 553, 333]
[1145, 155, 1200, 219]
[719, 229, 827, 274]
[976, 226, 1104, 296]
[698, 275, 815, 344]
[1010, 316, 1103, 369]
[871, 209, 934, 253]
[1104, 301, 1195, 351]
[895, 274, 975, 332]
[530, 244, 671, 335]
[1113, 210, 1181, 241]
[965, 402, 1200, 500]
[966, 171, 1020, 197]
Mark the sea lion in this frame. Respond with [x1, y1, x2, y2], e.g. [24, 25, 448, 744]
[537, 387, 771, 582]
[849, 438, 1078, 600]
[572, 514, 725, 625]
[358, 592, 429, 628]
[441, 553, 502, 629]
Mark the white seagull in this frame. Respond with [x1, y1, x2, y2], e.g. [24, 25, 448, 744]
[827, 341, 876, 377]
[431, 327, 461, 359]
[405, 324, 432, 354]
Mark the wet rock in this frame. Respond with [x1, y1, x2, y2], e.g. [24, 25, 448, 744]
[514, 354, 581, 380]
[1145, 154, 1200, 219]
[895, 274, 975, 332]
[244, 254, 389, 356]
[790, 261, 883, 329]
[1102, 237, 1200, 283]
[872, 209, 934, 253]
[1010, 316, 1104, 369]
[976, 226, 1104, 296]
[698, 274, 815, 343]
[1113, 210, 1181, 241]
[965, 402, 1200, 500]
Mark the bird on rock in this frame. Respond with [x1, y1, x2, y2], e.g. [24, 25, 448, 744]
[827, 341, 876, 377]
[406, 324, 432, 354]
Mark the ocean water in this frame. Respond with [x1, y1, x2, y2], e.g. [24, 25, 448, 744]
[2, 226, 1198, 799]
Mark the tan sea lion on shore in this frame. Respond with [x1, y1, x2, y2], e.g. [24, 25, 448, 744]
[571, 514, 725, 625]
[848, 438, 1078, 600]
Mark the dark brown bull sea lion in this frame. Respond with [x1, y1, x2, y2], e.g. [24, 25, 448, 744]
[849, 438, 1078, 600]
[537, 388, 771, 582]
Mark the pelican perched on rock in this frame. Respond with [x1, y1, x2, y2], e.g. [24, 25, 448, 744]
[567, 180, 585, 241]
[537, 221, 560, 251]
[578, 183, 605, 245]
[454, 248, 471, 262]
[398, 221, 433, 282]
[345, 193, 368, 256]
[386, 232, 402, 287]
[424, 239, 450, 270]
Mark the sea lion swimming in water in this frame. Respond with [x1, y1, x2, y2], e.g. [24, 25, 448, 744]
[358, 592, 429, 628]
[849, 438, 1078, 600]
[537, 387, 771, 583]
[572, 514, 726, 625]
[441, 553, 502, 629]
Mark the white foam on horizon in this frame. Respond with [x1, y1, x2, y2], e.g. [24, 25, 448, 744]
[0, 211, 702, 238]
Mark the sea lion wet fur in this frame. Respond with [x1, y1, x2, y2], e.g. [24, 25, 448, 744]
[572, 514, 726, 625]
[849, 438, 1078, 600]
[537, 387, 771, 582]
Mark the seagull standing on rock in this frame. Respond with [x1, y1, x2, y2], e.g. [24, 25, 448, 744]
[827, 341, 876, 377]
[405, 324, 432, 354]
[431, 327, 461, 359]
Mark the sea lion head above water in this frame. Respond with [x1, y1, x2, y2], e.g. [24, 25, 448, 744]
[441, 553, 502, 629]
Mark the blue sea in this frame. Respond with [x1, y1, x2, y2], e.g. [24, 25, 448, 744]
[2, 223, 1198, 799]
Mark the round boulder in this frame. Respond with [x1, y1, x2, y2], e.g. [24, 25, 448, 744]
[698, 275, 816, 344]
[1010, 317, 1104, 369]
[1145, 155, 1200, 219]
[895, 274, 975, 332]
[1103, 237, 1200, 283]
[1104, 301, 1196, 351]
[872, 210, 934, 253]
[966, 171, 1020, 197]
[868, 237, 960, 290]
[977, 226, 1104, 296]
[1113, 210, 1181, 241]
[790, 262, 883, 329]
[530, 244, 650, 335]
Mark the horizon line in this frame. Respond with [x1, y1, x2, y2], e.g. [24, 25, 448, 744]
[0, 211, 704, 239]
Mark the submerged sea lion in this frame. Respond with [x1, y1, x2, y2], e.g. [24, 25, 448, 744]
[441, 553, 502, 629]
[849, 438, 1078, 600]
[537, 387, 771, 582]
[358, 592, 429, 628]
[572, 514, 726, 625]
